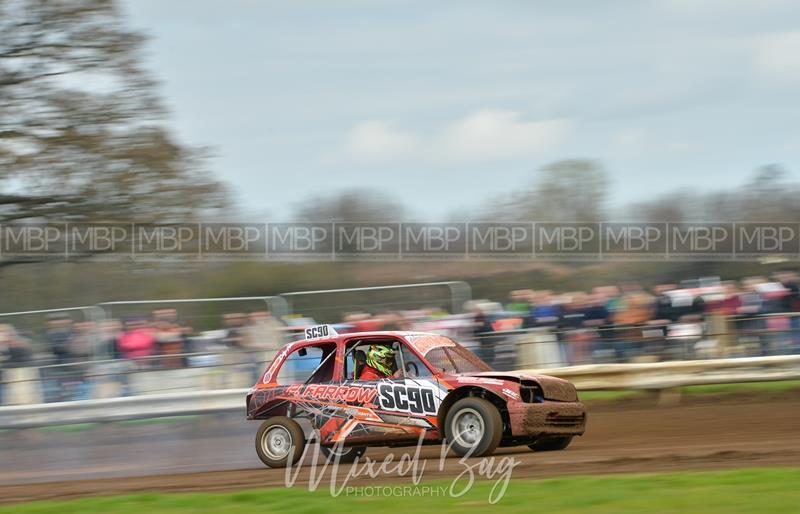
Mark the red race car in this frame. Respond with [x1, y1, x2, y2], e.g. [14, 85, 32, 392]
[246, 326, 586, 467]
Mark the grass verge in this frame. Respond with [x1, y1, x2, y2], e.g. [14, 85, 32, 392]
[579, 379, 800, 401]
[2, 468, 798, 514]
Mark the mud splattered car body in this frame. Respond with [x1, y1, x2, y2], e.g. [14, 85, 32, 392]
[246, 329, 586, 466]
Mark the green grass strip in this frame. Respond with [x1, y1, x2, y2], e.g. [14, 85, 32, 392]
[3, 468, 798, 514]
[579, 379, 800, 401]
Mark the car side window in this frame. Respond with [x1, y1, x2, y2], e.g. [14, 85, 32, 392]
[346, 340, 413, 380]
[346, 342, 392, 380]
[276, 344, 333, 385]
[344, 344, 368, 380]
[400, 344, 432, 379]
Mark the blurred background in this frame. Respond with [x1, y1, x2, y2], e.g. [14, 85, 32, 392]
[1, 0, 800, 507]
[2, 0, 800, 403]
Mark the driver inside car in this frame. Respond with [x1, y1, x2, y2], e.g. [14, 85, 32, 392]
[358, 344, 403, 380]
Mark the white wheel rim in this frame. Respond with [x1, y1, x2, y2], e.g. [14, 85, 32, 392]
[262, 426, 292, 460]
[451, 407, 484, 448]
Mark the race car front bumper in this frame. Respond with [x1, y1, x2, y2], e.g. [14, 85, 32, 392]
[506, 400, 587, 437]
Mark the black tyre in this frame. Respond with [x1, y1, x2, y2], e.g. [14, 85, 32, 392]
[529, 435, 573, 452]
[255, 417, 306, 468]
[319, 444, 366, 463]
[444, 397, 503, 457]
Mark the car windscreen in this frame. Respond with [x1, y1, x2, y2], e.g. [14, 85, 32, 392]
[408, 336, 493, 373]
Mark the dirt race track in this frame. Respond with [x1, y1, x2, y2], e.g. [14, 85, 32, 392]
[1, 392, 799, 504]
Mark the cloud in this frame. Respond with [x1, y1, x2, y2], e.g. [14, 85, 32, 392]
[436, 110, 571, 163]
[755, 31, 800, 84]
[344, 110, 571, 165]
[345, 121, 419, 162]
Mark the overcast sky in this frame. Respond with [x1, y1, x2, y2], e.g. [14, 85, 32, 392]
[123, 0, 800, 219]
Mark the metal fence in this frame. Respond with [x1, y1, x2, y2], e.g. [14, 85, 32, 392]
[279, 281, 472, 322]
[98, 296, 290, 328]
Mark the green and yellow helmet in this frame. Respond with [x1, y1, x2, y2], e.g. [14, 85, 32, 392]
[365, 345, 396, 376]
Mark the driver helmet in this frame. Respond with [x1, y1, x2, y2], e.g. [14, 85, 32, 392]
[365, 345, 395, 376]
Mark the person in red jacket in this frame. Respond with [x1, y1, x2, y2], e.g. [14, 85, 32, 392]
[117, 318, 156, 361]
[359, 344, 401, 380]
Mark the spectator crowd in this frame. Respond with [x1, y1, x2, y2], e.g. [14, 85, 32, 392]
[2, 272, 800, 404]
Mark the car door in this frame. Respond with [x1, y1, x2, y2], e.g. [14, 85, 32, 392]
[336, 339, 446, 444]
[271, 342, 340, 428]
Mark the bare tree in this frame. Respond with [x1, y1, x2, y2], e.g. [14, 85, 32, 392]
[487, 159, 609, 221]
[0, 0, 228, 224]
[293, 188, 406, 222]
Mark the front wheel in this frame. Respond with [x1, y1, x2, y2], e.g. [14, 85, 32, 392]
[445, 397, 503, 458]
[319, 445, 366, 463]
[529, 436, 573, 452]
[255, 417, 306, 468]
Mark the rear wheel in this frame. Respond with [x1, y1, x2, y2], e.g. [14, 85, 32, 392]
[319, 445, 366, 463]
[445, 397, 503, 457]
[529, 435, 573, 452]
[255, 417, 306, 468]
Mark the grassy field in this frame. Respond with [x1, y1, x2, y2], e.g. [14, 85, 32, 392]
[3, 468, 798, 514]
[578, 379, 800, 401]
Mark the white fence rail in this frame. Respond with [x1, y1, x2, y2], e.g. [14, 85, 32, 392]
[0, 389, 248, 429]
[521, 354, 800, 391]
[1, 355, 799, 429]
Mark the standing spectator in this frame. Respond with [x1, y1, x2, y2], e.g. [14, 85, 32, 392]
[44, 314, 75, 402]
[593, 286, 622, 362]
[653, 284, 677, 323]
[0, 325, 11, 405]
[525, 291, 562, 329]
[243, 311, 284, 351]
[0, 324, 33, 405]
[472, 308, 496, 366]
[755, 278, 789, 355]
[559, 293, 587, 365]
[222, 313, 247, 348]
[115, 317, 156, 396]
[152, 309, 186, 369]
[96, 318, 124, 396]
[648, 285, 678, 359]
[507, 290, 533, 315]
[0, 327, 6, 405]
[708, 281, 744, 356]
[46, 314, 74, 365]
[221, 312, 249, 385]
[582, 292, 610, 361]
[242, 311, 285, 381]
[117, 317, 156, 361]
[99, 319, 123, 359]
[67, 321, 96, 400]
[612, 285, 654, 362]
[777, 272, 800, 353]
